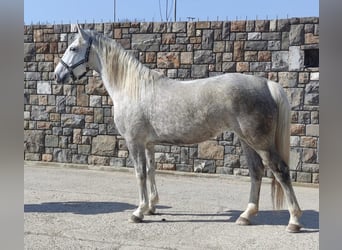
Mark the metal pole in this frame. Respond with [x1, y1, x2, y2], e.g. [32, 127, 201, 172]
[114, 0, 116, 22]
[174, 0, 177, 22]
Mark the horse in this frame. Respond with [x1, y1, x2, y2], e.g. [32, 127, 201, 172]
[54, 24, 302, 232]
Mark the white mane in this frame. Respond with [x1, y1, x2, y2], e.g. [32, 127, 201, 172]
[87, 30, 166, 99]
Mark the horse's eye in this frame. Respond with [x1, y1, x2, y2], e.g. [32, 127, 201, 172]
[70, 47, 77, 52]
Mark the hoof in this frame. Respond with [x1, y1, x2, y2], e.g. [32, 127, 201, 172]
[236, 216, 251, 225]
[286, 223, 302, 233]
[129, 215, 143, 223]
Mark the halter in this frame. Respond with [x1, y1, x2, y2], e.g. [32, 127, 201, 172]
[60, 37, 93, 81]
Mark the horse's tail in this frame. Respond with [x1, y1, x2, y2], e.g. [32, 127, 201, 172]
[267, 80, 291, 210]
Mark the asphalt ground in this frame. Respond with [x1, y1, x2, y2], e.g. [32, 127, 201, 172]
[24, 161, 319, 249]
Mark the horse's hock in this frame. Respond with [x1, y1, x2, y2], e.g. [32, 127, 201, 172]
[24, 17, 319, 184]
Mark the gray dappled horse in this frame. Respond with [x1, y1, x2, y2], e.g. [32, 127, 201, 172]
[54, 25, 302, 232]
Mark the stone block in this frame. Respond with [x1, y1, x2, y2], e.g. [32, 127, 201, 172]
[312, 173, 319, 183]
[202, 30, 214, 49]
[244, 41, 268, 51]
[310, 72, 319, 81]
[45, 135, 58, 147]
[224, 154, 240, 168]
[247, 32, 261, 40]
[38, 62, 54, 72]
[236, 62, 249, 72]
[94, 108, 104, 123]
[300, 136, 318, 148]
[90, 95, 102, 107]
[194, 50, 215, 64]
[157, 52, 180, 68]
[305, 81, 319, 94]
[305, 93, 319, 106]
[35, 42, 49, 53]
[25, 72, 40, 81]
[110, 157, 126, 167]
[139, 22, 153, 33]
[37, 81, 51, 94]
[162, 33, 176, 44]
[132, 34, 161, 51]
[176, 164, 193, 172]
[42, 154, 53, 162]
[233, 168, 249, 176]
[88, 155, 110, 166]
[186, 22, 195, 37]
[305, 33, 319, 44]
[31, 106, 49, 121]
[289, 24, 304, 45]
[277, 19, 290, 32]
[244, 51, 257, 62]
[72, 155, 88, 164]
[250, 62, 271, 72]
[231, 21, 246, 32]
[53, 148, 72, 163]
[198, 141, 224, 160]
[222, 22, 230, 39]
[291, 124, 305, 136]
[91, 135, 116, 156]
[180, 52, 193, 64]
[222, 62, 236, 72]
[191, 65, 208, 78]
[78, 145, 91, 155]
[266, 41, 280, 52]
[271, 51, 289, 71]
[306, 124, 319, 136]
[24, 130, 44, 153]
[24, 43, 35, 61]
[25, 153, 41, 161]
[196, 21, 210, 29]
[61, 114, 85, 128]
[255, 20, 269, 32]
[289, 46, 303, 71]
[194, 159, 216, 173]
[213, 41, 225, 52]
[278, 72, 298, 87]
[172, 22, 186, 32]
[303, 149, 318, 163]
[284, 88, 304, 110]
[157, 163, 176, 171]
[296, 172, 311, 183]
[146, 52, 156, 63]
[258, 51, 271, 62]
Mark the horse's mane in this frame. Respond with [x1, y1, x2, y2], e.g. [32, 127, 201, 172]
[86, 30, 166, 99]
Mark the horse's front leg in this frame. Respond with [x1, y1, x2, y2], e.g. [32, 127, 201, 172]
[127, 142, 149, 223]
[145, 144, 159, 215]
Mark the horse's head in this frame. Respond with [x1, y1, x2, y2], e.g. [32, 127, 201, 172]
[54, 24, 93, 83]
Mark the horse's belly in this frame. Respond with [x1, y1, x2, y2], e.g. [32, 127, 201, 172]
[150, 108, 230, 145]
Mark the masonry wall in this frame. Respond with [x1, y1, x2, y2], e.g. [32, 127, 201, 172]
[24, 17, 319, 183]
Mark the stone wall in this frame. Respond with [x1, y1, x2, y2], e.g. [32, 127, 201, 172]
[24, 17, 319, 183]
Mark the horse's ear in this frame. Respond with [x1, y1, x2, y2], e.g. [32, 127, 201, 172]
[77, 24, 87, 40]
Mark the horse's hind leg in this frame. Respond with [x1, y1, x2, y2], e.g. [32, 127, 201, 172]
[236, 142, 264, 225]
[257, 149, 302, 232]
[145, 144, 159, 215]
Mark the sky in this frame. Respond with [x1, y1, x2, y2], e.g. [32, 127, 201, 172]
[24, 0, 319, 24]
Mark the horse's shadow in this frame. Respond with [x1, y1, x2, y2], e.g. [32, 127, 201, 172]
[24, 201, 136, 215]
[25, 202, 319, 232]
[155, 209, 319, 232]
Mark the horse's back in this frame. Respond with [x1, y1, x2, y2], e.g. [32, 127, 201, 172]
[144, 73, 277, 145]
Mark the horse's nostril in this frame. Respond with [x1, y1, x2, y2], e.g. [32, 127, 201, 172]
[54, 73, 60, 83]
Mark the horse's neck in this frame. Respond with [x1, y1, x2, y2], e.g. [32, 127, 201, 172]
[95, 38, 149, 101]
